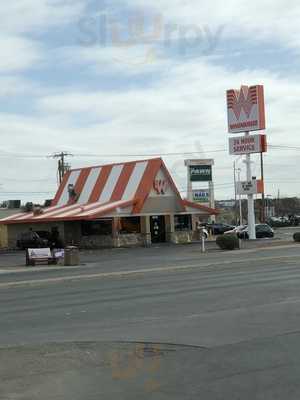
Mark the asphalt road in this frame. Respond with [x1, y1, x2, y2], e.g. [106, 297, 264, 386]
[1, 244, 300, 399]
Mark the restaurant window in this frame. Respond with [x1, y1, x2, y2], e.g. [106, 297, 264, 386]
[174, 215, 192, 231]
[120, 217, 141, 234]
[81, 220, 112, 236]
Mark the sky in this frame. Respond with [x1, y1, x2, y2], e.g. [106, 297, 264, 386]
[1, 0, 300, 204]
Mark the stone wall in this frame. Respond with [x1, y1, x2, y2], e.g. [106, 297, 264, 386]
[79, 233, 146, 249]
[117, 233, 145, 248]
[80, 235, 114, 249]
[169, 230, 194, 244]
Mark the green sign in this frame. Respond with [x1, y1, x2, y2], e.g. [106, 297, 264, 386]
[190, 165, 212, 182]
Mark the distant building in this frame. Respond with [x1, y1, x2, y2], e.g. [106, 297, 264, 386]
[0, 205, 22, 249]
[216, 200, 236, 209]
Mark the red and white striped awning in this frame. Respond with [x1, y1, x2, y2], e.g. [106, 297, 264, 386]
[0, 200, 135, 224]
[1, 158, 218, 224]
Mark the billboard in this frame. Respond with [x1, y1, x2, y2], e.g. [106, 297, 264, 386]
[227, 85, 266, 133]
[229, 134, 267, 155]
[193, 189, 210, 203]
[190, 165, 212, 182]
[237, 180, 264, 195]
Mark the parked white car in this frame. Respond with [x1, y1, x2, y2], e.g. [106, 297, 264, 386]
[224, 225, 247, 235]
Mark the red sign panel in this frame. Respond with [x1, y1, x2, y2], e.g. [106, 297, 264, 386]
[229, 134, 267, 155]
[227, 85, 266, 133]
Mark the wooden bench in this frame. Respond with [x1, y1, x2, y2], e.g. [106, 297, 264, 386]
[26, 248, 57, 266]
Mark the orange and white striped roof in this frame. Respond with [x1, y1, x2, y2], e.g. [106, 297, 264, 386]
[0, 158, 218, 224]
[52, 158, 162, 207]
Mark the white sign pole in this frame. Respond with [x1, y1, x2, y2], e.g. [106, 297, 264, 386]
[237, 169, 243, 224]
[201, 228, 206, 253]
[187, 166, 193, 201]
[209, 180, 215, 222]
[245, 132, 256, 239]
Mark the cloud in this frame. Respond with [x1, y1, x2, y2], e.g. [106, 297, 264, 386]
[55, 43, 172, 78]
[0, 0, 86, 34]
[120, 0, 300, 50]
[0, 75, 42, 98]
[0, 36, 42, 72]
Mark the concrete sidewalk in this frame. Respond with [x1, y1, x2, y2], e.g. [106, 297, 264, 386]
[0, 241, 298, 281]
[0, 239, 294, 271]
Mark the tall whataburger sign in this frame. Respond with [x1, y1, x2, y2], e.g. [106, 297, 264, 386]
[227, 85, 266, 133]
[226, 84, 267, 240]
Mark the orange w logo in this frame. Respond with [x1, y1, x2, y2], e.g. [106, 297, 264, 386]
[153, 180, 168, 195]
[227, 85, 257, 120]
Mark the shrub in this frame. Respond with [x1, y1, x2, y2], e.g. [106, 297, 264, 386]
[293, 232, 300, 242]
[216, 234, 239, 251]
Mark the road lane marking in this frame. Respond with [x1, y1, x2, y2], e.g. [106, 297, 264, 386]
[0, 253, 300, 289]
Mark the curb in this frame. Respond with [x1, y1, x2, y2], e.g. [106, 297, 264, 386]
[0, 242, 298, 276]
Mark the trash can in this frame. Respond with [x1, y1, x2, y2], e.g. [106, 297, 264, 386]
[64, 246, 80, 266]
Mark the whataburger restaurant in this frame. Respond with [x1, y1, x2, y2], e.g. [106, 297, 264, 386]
[0, 158, 218, 249]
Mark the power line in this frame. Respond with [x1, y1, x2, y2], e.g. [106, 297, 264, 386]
[0, 149, 226, 159]
[1, 178, 56, 183]
[269, 145, 300, 151]
[73, 149, 227, 158]
[0, 191, 54, 194]
[2, 144, 300, 161]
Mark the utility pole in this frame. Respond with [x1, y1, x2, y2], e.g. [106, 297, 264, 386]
[233, 161, 238, 225]
[50, 152, 73, 184]
[245, 132, 256, 240]
[237, 167, 242, 225]
[234, 161, 243, 225]
[260, 152, 265, 222]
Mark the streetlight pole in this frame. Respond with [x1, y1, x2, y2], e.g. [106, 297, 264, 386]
[237, 168, 242, 225]
[266, 195, 272, 219]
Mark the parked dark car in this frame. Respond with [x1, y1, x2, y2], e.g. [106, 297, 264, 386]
[16, 231, 49, 250]
[37, 229, 64, 249]
[206, 223, 235, 235]
[35, 230, 52, 242]
[238, 224, 274, 239]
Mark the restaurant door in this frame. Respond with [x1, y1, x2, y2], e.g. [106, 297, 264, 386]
[150, 216, 166, 243]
